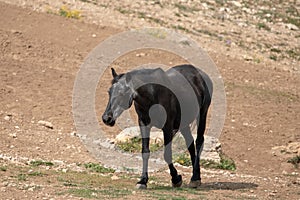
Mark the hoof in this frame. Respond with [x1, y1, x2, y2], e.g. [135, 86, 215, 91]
[188, 180, 201, 188]
[172, 175, 183, 188]
[136, 183, 147, 189]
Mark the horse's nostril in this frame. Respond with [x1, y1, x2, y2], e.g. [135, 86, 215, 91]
[102, 114, 113, 125]
[107, 116, 112, 122]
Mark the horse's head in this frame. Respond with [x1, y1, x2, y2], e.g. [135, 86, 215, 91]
[102, 68, 135, 126]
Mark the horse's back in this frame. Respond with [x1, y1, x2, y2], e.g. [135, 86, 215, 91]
[166, 64, 212, 107]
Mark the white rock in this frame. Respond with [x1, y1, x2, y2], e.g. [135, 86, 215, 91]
[231, 1, 242, 7]
[286, 23, 299, 31]
[9, 133, 17, 138]
[38, 120, 53, 129]
[4, 116, 10, 121]
[111, 175, 119, 180]
[70, 131, 77, 137]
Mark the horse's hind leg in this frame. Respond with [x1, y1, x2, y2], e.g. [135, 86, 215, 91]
[180, 126, 196, 179]
[189, 108, 208, 188]
[163, 129, 182, 187]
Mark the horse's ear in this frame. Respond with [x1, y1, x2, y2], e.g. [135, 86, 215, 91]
[111, 68, 118, 78]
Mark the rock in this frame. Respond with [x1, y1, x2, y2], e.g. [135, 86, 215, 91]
[4, 115, 11, 121]
[287, 142, 300, 154]
[111, 175, 119, 180]
[9, 133, 17, 138]
[136, 53, 146, 57]
[285, 23, 299, 31]
[116, 127, 163, 145]
[70, 131, 77, 137]
[38, 120, 53, 129]
[92, 34, 97, 38]
[231, 1, 242, 7]
[117, 127, 221, 163]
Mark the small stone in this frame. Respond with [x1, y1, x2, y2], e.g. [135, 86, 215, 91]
[4, 115, 11, 121]
[38, 120, 53, 129]
[62, 169, 68, 173]
[9, 133, 17, 138]
[70, 131, 77, 137]
[92, 34, 97, 38]
[136, 53, 146, 57]
[285, 24, 299, 31]
[111, 175, 119, 180]
[243, 55, 253, 61]
[243, 122, 249, 126]
[3, 182, 9, 187]
[231, 1, 242, 7]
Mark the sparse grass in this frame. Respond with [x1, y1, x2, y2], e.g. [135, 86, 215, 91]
[116, 7, 132, 15]
[0, 166, 7, 171]
[174, 152, 192, 167]
[174, 3, 199, 13]
[29, 160, 54, 167]
[288, 155, 300, 168]
[84, 163, 115, 173]
[269, 54, 277, 61]
[174, 152, 236, 171]
[59, 6, 81, 19]
[28, 171, 44, 176]
[66, 188, 99, 198]
[218, 154, 236, 171]
[17, 173, 27, 181]
[270, 48, 281, 53]
[286, 49, 300, 61]
[64, 187, 131, 199]
[117, 137, 163, 153]
[257, 22, 271, 31]
[226, 82, 299, 102]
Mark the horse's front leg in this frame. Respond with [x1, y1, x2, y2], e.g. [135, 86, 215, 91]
[163, 128, 182, 188]
[136, 123, 150, 189]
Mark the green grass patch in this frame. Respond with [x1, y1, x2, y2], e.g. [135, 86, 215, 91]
[257, 22, 271, 31]
[28, 171, 44, 176]
[286, 49, 300, 61]
[59, 6, 81, 19]
[29, 160, 54, 167]
[84, 163, 115, 173]
[17, 173, 27, 181]
[218, 154, 236, 171]
[269, 54, 277, 61]
[174, 152, 236, 171]
[117, 137, 163, 153]
[0, 166, 7, 171]
[174, 153, 192, 167]
[288, 155, 300, 168]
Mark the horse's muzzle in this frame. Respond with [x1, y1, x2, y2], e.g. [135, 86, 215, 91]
[102, 114, 115, 126]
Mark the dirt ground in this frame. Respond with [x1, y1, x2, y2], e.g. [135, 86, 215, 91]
[0, 1, 299, 199]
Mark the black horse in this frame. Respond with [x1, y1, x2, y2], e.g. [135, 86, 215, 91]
[102, 64, 212, 189]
